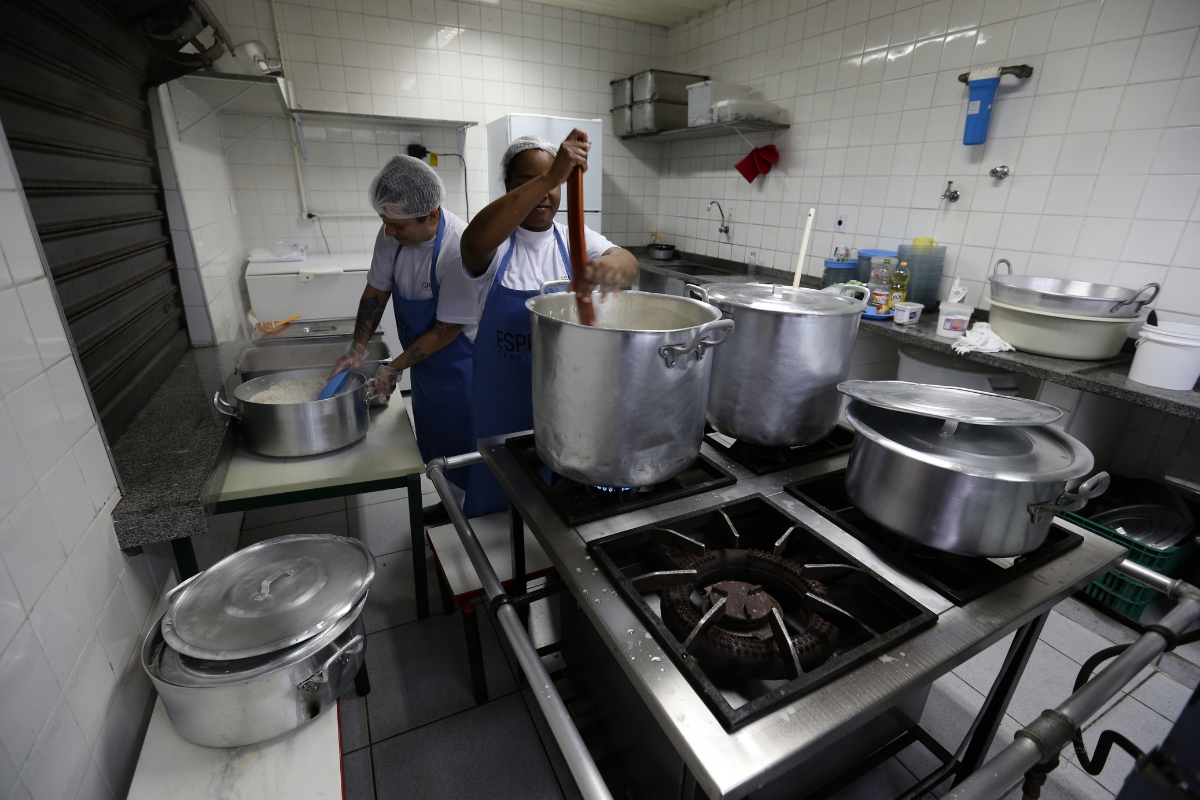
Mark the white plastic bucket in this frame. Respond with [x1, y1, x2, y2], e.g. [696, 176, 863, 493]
[936, 301, 973, 339]
[1147, 321, 1200, 340]
[1128, 329, 1200, 391]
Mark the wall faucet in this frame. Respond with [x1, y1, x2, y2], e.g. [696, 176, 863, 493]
[707, 200, 730, 235]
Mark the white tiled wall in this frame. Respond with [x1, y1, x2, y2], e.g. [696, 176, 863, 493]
[657, 0, 1200, 323]
[159, 82, 253, 343]
[0, 125, 176, 800]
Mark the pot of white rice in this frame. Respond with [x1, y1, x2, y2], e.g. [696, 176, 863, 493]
[214, 367, 371, 456]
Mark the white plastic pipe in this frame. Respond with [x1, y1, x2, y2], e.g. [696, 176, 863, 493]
[792, 208, 815, 288]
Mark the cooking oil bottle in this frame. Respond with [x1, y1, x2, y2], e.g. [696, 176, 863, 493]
[890, 260, 910, 306]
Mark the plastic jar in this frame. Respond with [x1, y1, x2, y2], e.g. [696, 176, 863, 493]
[822, 259, 856, 288]
[936, 301, 973, 339]
[1128, 328, 1200, 390]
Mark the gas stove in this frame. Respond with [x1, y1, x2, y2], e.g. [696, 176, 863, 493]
[589, 494, 937, 730]
[704, 425, 855, 475]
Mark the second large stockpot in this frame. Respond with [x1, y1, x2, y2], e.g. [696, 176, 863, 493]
[697, 282, 867, 447]
[839, 382, 1109, 557]
[528, 283, 733, 487]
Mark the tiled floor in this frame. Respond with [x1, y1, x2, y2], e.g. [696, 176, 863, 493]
[235, 394, 1198, 800]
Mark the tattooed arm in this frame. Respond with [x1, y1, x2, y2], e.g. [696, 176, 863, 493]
[353, 285, 392, 348]
[388, 320, 464, 371]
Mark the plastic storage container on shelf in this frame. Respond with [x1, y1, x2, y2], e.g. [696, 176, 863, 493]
[687, 80, 758, 126]
[631, 100, 688, 133]
[897, 244, 947, 310]
[610, 77, 632, 109]
[612, 105, 632, 136]
[712, 98, 784, 124]
[1065, 511, 1195, 620]
[821, 259, 855, 288]
[854, 249, 899, 283]
[631, 70, 708, 104]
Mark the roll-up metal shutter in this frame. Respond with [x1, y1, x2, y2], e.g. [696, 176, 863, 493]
[0, 0, 213, 443]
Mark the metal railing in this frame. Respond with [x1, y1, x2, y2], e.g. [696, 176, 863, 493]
[425, 453, 615, 800]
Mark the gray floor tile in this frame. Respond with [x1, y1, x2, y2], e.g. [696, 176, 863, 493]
[1041, 611, 1121, 665]
[1156, 651, 1200, 695]
[238, 509, 348, 548]
[348, 487, 409, 508]
[371, 693, 565, 800]
[896, 673, 983, 779]
[365, 603, 518, 741]
[1053, 598, 1137, 648]
[1130, 671, 1194, 722]
[361, 546, 437, 635]
[1073, 695, 1174, 793]
[952, 633, 1015, 695]
[342, 747, 375, 800]
[1006, 642, 1088, 726]
[826, 757, 918, 799]
[339, 695, 371, 754]
[348, 498, 413, 557]
[998, 758, 1114, 800]
[242, 498, 347, 529]
[518, 687, 584, 800]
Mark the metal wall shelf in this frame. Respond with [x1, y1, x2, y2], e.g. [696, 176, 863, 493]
[621, 120, 789, 143]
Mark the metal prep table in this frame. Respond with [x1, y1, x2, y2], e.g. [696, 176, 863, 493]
[212, 400, 433, 618]
[477, 434, 1129, 800]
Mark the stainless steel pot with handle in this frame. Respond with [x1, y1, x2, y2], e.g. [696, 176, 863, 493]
[698, 282, 868, 447]
[988, 259, 1159, 318]
[528, 282, 734, 486]
[214, 367, 372, 457]
[839, 382, 1109, 557]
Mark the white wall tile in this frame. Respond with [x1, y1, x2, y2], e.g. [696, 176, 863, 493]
[0, 288, 42, 397]
[1130, 28, 1198, 83]
[15, 280, 68, 369]
[0, 194, 43, 284]
[20, 698, 90, 800]
[0, 623, 62, 767]
[29, 566, 92, 685]
[7, 375, 69, 479]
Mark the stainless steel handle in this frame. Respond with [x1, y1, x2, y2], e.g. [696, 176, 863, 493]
[993, 259, 1012, 276]
[1111, 283, 1160, 314]
[659, 319, 736, 368]
[685, 283, 709, 303]
[252, 568, 295, 601]
[165, 571, 203, 605]
[1027, 471, 1110, 523]
[213, 391, 237, 419]
[299, 634, 365, 691]
[826, 282, 869, 308]
[540, 279, 571, 294]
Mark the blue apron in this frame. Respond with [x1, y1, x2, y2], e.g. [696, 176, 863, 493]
[391, 213, 474, 489]
[463, 227, 571, 516]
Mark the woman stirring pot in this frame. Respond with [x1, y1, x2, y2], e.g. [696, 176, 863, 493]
[459, 130, 639, 516]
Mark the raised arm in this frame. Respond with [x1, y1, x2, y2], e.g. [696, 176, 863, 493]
[459, 130, 591, 276]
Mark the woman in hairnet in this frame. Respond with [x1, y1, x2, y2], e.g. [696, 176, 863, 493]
[458, 129, 638, 516]
[332, 155, 479, 506]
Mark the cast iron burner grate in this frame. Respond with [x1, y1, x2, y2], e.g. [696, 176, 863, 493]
[784, 472, 1084, 607]
[704, 425, 855, 475]
[589, 495, 937, 731]
[504, 434, 736, 526]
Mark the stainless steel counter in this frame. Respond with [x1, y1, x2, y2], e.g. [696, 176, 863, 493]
[479, 435, 1127, 800]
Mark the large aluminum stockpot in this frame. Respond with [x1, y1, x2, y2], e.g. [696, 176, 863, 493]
[528, 282, 734, 487]
[988, 259, 1159, 319]
[143, 597, 365, 748]
[841, 386, 1109, 557]
[215, 367, 371, 457]
[696, 282, 867, 447]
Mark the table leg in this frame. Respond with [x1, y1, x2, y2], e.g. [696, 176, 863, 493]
[408, 473, 429, 619]
[171, 537, 200, 580]
[354, 661, 371, 697]
[462, 601, 488, 704]
[510, 504, 527, 626]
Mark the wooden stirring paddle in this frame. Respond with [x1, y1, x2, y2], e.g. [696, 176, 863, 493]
[566, 167, 596, 326]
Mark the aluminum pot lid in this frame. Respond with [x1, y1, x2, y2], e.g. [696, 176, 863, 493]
[1091, 505, 1195, 551]
[704, 283, 864, 315]
[846, 402, 1092, 481]
[838, 380, 1064, 426]
[162, 534, 375, 660]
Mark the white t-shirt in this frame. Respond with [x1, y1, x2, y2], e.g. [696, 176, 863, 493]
[467, 223, 617, 316]
[366, 209, 480, 341]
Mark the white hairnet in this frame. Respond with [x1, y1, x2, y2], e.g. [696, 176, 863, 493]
[499, 135, 558, 184]
[368, 155, 446, 219]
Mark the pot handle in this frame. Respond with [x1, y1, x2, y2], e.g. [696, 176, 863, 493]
[298, 634, 365, 692]
[165, 570, 203, 606]
[685, 284, 709, 303]
[539, 279, 571, 295]
[1111, 283, 1160, 314]
[994, 258, 1012, 276]
[1027, 471, 1111, 523]
[658, 319, 736, 368]
[825, 283, 870, 309]
[213, 391, 237, 419]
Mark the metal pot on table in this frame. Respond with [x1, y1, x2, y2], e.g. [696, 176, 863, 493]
[142, 534, 375, 747]
[214, 367, 373, 457]
[839, 381, 1110, 557]
[528, 282, 734, 487]
[695, 282, 867, 447]
[988, 259, 1159, 318]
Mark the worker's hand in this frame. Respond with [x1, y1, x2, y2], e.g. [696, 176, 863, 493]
[369, 363, 401, 399]
[546, 130, 590, 185]
[329, 341, 365, 379]
[583, 253, 638, 297]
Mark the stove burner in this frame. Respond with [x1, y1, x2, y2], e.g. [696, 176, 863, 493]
[705, 426, 855, 475]
[661, 549, 839, 680]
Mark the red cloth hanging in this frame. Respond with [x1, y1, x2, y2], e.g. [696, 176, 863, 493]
[735, 145, 781, 183]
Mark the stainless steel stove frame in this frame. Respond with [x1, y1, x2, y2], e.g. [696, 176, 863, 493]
[431, 434, 1126, 800]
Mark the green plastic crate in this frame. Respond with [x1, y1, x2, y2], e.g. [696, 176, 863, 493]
[1060, 511, 1194, 621]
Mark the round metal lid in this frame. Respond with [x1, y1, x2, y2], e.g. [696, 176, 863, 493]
[704, 283, 864, 316]
[1091, 505, 1195, 551]
[162, 534, 375, 660]
[838, 380, 1064, 426]
[846, 402, 1092, 482]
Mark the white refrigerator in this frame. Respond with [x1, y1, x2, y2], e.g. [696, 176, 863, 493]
[486, 114, 603, 233]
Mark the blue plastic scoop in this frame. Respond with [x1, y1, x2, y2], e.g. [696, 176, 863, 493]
[317, 369, 352, 401]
